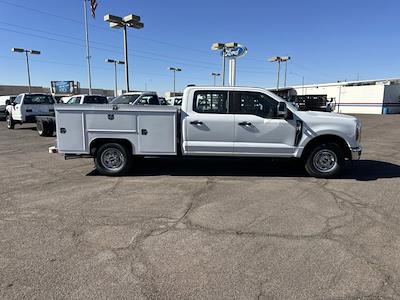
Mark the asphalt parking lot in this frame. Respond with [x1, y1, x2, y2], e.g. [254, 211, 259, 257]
[1, 115, 400, 299]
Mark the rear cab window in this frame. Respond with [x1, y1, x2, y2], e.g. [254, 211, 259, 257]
[83, 96, 108, 104]
[23, 94, 55, 105]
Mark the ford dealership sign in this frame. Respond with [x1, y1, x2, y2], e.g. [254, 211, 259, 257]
[224, 45, 248, 58]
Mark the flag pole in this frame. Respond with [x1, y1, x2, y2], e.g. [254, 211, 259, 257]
[83, 0, 92, 95]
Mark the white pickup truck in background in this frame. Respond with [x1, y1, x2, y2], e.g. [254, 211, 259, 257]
[6, 93, 55, 129]
[52, 86, 362, 178]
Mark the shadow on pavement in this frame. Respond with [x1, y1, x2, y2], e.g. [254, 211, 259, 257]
[88, 157, 400, 181]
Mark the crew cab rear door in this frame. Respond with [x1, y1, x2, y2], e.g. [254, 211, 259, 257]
[182, 90, 234, 155]
[231, 91, 297, 157]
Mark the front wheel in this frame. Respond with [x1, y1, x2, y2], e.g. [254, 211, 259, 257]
[6, 114, 15, 129]
[94, 143, 132, 176]
[305, 143, 345, 178]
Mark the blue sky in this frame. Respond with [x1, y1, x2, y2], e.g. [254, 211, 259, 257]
[0, 0, 400, 94]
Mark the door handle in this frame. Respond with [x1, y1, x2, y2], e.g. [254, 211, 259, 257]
[238, 121, 252, 126]
[190, 121, 203, 125]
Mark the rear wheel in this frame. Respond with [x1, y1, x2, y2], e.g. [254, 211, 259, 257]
[37, 120, 54, 137]
[6, 114, 15, 129]
[305, 143, 345, 178]
[37, 120, 47, 136]
[95, 143, 132, 176]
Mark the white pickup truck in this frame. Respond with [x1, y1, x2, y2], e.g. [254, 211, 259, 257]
[6, 93, 55, 129]
[52, 86, 362, 178]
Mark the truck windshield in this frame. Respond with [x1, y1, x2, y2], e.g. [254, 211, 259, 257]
[111, 94, 140, 104]
[24, 94, 55, 104]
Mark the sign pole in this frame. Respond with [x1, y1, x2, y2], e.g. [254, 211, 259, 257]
[221, 49, 226, 86]
[83, 0, 92, 95]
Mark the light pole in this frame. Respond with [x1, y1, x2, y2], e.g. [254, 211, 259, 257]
[212, 43, 228, 86]
[104, 14, 144, 92]
[11, 48, 41, 94]
[268, 56, 290, 90]
[106, 59, 125, 97]
[211, 72, 221, 86]
[169, 67, 182, 94]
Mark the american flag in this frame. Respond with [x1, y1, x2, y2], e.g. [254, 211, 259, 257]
[90, 0, 98, 18]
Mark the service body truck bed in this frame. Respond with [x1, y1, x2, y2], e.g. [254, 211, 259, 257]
[55, 104, 178, 156]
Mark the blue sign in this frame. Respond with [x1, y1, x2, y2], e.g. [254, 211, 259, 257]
[51, 81, 74, 94]
[224, 45, 248, 58]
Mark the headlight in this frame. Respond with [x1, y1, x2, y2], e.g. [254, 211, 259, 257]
[355, 121, 362, 143]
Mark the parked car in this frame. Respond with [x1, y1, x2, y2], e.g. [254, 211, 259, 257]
[167, 96, 183, 106]
[111, 91, 160, 105]
[51, 86, 362, 178]
[159, 97, 168, 105]
[0, 95, 16, 119]
[60, 96, 73, 104]
[6, 93, 55, 130]
[66, 94, 109, 105]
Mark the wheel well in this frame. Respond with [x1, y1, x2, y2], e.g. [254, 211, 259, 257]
[90, 138, 133, 156]
[302, 135, 351, 159]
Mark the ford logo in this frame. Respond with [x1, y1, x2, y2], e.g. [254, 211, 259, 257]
[224, 45, 248, 58]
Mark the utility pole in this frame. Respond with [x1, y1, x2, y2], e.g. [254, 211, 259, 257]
[83, 0, 92, 94]
[104, 14, 144, 93]
[106, 59, 125, 97]
[11, 48, 41, 94]
[211, 72, 221, 86]
[169, 67, 182, 94]
[268, 56, 290, 90]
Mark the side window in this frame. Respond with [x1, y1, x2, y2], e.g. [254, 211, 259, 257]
[84, 96, 108, 104]
[67, 97, 81, 104]
[14, 95, 22, 104]
[193, 91, 228, 114]
[234, 92, 278, 118]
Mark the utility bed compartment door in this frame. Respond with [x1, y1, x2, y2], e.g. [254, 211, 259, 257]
[56, 111, 86, 153]
[138, 113, 176, 154]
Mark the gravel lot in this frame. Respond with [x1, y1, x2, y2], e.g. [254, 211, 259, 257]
[1, 115, 400, 299]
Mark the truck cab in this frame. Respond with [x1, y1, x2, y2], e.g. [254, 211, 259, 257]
[111, 91, 160, 106]
[6, 93, 55, 129]
[66, 94, 109, 105]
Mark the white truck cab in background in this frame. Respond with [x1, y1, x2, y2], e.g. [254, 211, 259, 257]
[53, 86, 362, 178]
[6, 93, 55, 129]
[66, 94, 109, 105]
[111, 91, 160, 105]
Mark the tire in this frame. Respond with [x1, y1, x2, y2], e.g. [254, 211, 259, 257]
[305, 143, 345, 178]
[37, 120, 54, 137]
[37, 120, 46, 136]
[6, 114, 15, 129]
[94, 143, 132, 176]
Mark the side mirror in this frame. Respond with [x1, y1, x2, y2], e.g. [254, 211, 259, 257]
[11, 101, 16, 107]
[277, 102, 288, 118]
[5, 100, 11, 106]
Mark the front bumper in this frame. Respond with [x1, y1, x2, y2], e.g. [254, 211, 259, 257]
[350, 146, 362, 160]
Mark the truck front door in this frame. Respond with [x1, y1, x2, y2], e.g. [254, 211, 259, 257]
[12, 95, 23, 121]
[182, 90, 234, 155]
[231, 91, 297, 157]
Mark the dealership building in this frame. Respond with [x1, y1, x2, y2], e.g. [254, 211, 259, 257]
[278, 78, 400, 114]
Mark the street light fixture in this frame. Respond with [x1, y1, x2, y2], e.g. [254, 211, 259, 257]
[11, 48, 41, 93]
[104, 14, 144, 92]
[211, 42, 239, 86]
[105, 59, 125, 97]
[268, 56, 290, 90]
[168, 67, 182, 94]
[211, 72, 221, 86]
